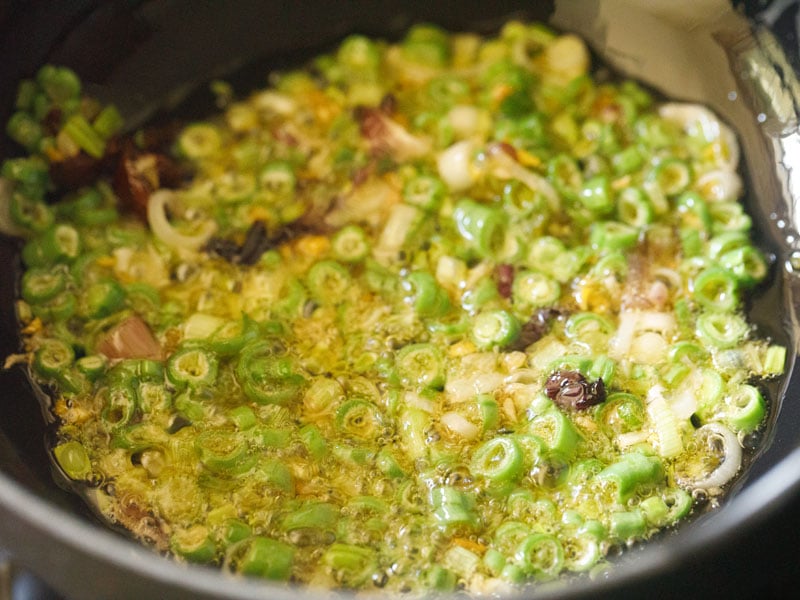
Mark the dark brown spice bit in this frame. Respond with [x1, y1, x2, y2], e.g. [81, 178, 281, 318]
[379, 93, 398, 115]
[544, 369, 606, 410]
[49, 151, 102, 189]
[42, 107, 63, 135]
[238, 220, 271, 265]
[494, 263, 515, 299]
[507, 308, 558, 351]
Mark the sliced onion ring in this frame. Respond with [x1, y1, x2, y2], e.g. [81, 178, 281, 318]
[147, 189, 217, 251]
[679, 422, 742, 491]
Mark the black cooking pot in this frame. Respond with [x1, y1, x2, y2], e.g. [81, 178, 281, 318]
[1, 1, 799, 598]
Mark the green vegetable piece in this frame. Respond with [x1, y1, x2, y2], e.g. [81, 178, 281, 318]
[227, 406, 257, 430]
[512, 270, 560, 309]
[470, 309, 520, 349]
[236, 342, 305, 405]
[719, 246, 768, 287]
[299, 424, 328, 460]
[257, 459, 293, 492]
[648, 158, 690, 196]
[395, 342, 445, 389]
[305, 260, 352, 304]
[695, 312, 749, 349]
[321, 543, 377, 587]
[425, 565, 457, 592]
[527, 408, 581, 458]
[75, 354, 107, 381]
[562, 527, 602, 572]
[63, 114, 106, 158]
[403, 174, 446, 211]
[548, 156, 583, 203]
[195, 430, 252, 474]
[402, 23, 451, 67]
[335, 399, 384, 440]
[9, 192, 53, 234]
[514, 533, 564, 580]
[92, 105, 124, 139]
[81, 278, 126, 318]
[54, 440, 91, 480]
[331, 224, 370, 263]
[6, 111, 43, 151]
[597, 392, 645, 436]
[404, 271, 451, 318]
[207, 314, 261, 357]
[376, 448, 406, 479]
[723, 383, 766, 433]
[101, 382, 138, 430]
[609, 509, 647, 540]
[708, 231, 749, 260]
[640, 488, 691, 527]
[21, 267, 66, 304]
[579, 175, 613, 214]
[692, 267, 739, 312]
[221, 519, 252, 545]
[430, 486, 479, 530]
[179, 123, 221, 159]
[33, 338, 74, 378]
[590, 220, 639, 251]
[38, 224, 81, 264]
[596, 452, 665, 502]
[282, 502, 339, 532]
[171, 525, 217, 563]
[616, 187, 653, 227]
[470, 437, 523, 483]
[764, 345, 787, 376]
[337, 34, 381, 76]
[167, 345, 219, 389]
[37, 65, 81, 104]
[233, 536, 294, 581]
[452, 198, 507, 258]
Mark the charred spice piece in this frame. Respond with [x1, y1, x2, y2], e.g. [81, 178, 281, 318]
[544, 369, 606, 410]
[507, 308, 559, 351]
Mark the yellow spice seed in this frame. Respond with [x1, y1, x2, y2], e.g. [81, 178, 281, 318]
[21, 317, 43, 335]
[515, 148, 541, 168]
[294, 235, 330, 258]
[449, 339, 477, 357]
[96, 255, 116, 268]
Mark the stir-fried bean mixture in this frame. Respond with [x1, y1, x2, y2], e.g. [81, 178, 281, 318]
[1, 21, 786, 594]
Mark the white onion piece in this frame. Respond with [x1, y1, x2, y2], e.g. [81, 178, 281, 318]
[680, 423, 742, 490]
[403, 391, 436, 414]
[147, 190, 217, 251]
[444, 379, 475, 403]
[647, 385, 683, 458]
[610, 310, 676, 359]
[503, 369, 541, 385]
[616, 430, 650, 449]
[694, 169, 743, 202]
[440, 411, 480, 440]
[636, 310, 677, 334]
[609, 311, 638, 359]
[651, 267, 682, 290]
[658, 103, 739, 171]
[0, 177, 26, 237]
[669, 387, 699, 421]
[630, 331, 668, 365]
[488, 150, 560, 212]
[374, 203, 419, 260]
[447, 105, 482, 139]
[437, 140, 478, 191]
[252, 90, 296, 115]
[325, 178, 397, 229]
